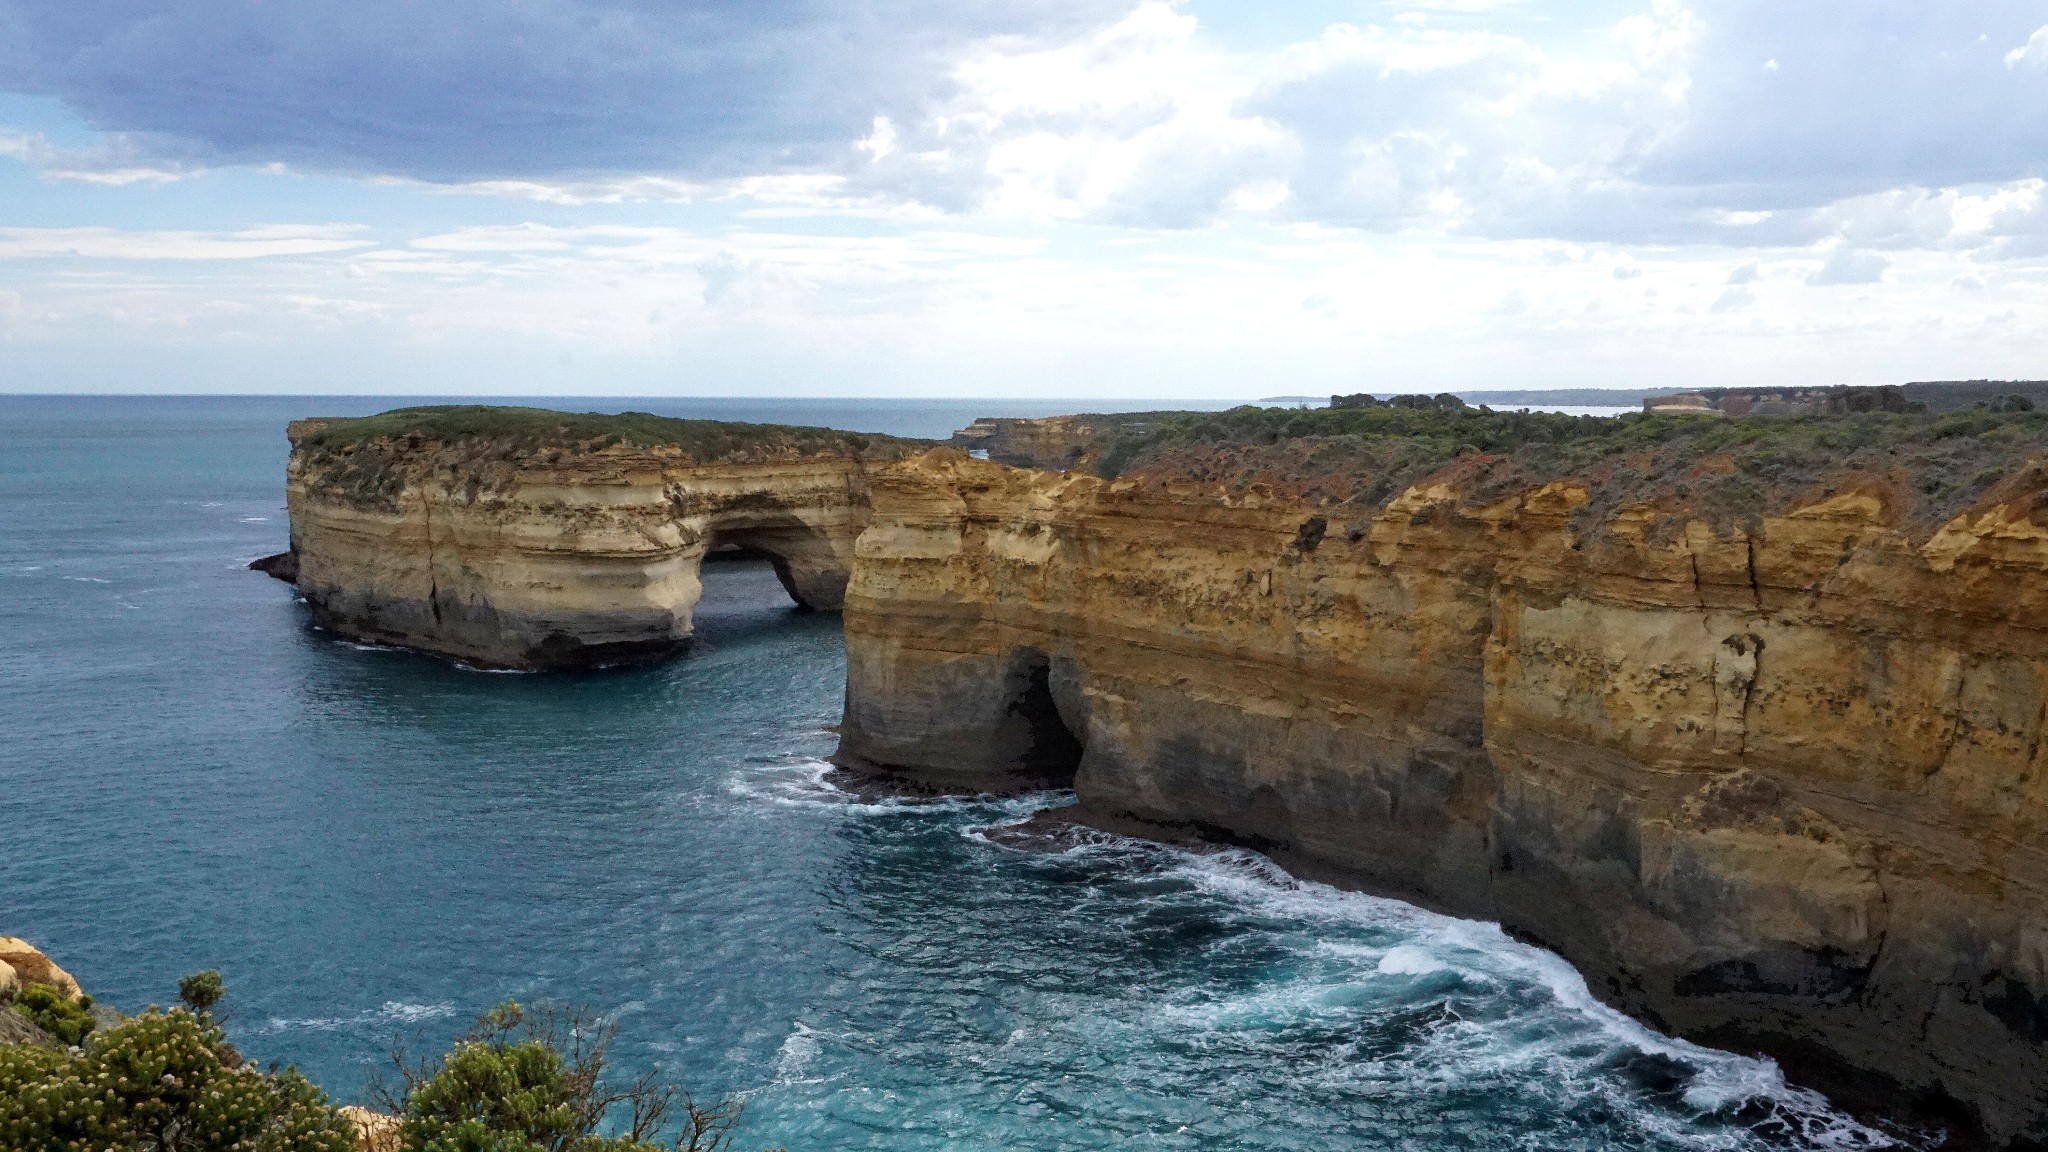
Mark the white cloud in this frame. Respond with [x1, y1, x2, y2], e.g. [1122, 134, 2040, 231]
[0, 131, 195, 185]
[2006, 25, 2048, 68]
[6, 3, 2048, 395]
[0, 226, 372, 260]
[1807, 247, 1887, 286]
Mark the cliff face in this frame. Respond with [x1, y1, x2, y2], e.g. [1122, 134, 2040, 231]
[837, 449, 2048, 1145]
[949, 413, 1170, 472]
[279, 411, 918, 669]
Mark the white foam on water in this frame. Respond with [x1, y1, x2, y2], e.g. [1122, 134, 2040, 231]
[727, 758, 1059, 820]
[64, 576, 111, 584]
[239, 516, 270, 523]
[262, 1000, 457, 1033]
[1149, 844, 1901, 1149]
[772, 1022, 823, 1085]
[927, 811, 1902, 1149]
[1377, 944, 1448, 977]
[727, 775, 1905, 1147]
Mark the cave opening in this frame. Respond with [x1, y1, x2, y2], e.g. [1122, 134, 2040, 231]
[702, 519, 843, 612]
[992, 647, 1085, 789]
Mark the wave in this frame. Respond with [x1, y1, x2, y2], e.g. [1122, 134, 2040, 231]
[817, 787, 1903, 1150]
[1145, 843, 1900, 1149]
[725, 758, 1067, 819]
[260, 1000, 457, 1034]
[770, 1022, 828, 1086]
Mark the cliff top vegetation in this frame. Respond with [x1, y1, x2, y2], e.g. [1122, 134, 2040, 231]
[294, 405, 932, 463]
[1086, 401, 2048, 535]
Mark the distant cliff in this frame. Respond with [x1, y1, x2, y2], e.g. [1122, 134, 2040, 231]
[948, 412, 1172, 473]
[267, 406, 927, 669]
[840, 405, 2048, 1147]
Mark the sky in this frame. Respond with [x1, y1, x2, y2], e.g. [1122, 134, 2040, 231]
[0, 0, 2045, 398]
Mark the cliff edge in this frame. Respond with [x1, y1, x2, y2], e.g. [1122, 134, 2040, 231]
[839, 404, 2048, 1147]
[269, 406, 927, 669]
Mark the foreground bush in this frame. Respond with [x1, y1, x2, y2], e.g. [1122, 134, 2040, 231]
[10, 984, 95, 1047]
[0, 972, 769, 1152]
[0, 1005, 354, 1152]
[374, 1001, 763, 1152]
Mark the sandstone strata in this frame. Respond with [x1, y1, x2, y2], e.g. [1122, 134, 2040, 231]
[837, 448, 2048, 1147]
[273, 410, 921, 669]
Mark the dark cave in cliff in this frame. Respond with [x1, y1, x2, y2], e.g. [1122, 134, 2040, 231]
[993, 648, 1084, 789]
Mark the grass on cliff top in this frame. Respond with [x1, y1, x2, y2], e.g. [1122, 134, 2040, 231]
[296, 405, 929, 460]
[1093, 403, 2048, 532]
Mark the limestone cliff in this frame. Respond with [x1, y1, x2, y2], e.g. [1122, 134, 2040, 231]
[272, 406, 925, 669]
[837, 425, 2048, 1147]
[949, 412, 1169, 472]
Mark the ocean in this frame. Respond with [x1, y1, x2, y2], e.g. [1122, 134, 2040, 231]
[0, 395, 1898, 1151]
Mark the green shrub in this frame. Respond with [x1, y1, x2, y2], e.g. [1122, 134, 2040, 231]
[0, 974, 765, 1152]
[0, 1006, 353, 1152]
[10, 985, 93, 1047]
[177, 969, 224, 1017]
[295, 406, 930, 463]
[377, 1002, 761, 1152]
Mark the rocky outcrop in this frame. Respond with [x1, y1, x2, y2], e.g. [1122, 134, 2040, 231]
[273, 409, 924, 670]
[837, 449, 2048, 1147]
[339, 1106, 402, 1152]
[949, 413, 1169, 472]
[0, 937, 82, 1001]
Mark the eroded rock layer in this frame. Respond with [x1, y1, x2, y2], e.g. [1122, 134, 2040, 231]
[278, 410, 921, 669]
[837, 448, 2048, 1146]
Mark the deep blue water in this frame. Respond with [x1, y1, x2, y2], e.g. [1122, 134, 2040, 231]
[0, 395, 1900, 1151]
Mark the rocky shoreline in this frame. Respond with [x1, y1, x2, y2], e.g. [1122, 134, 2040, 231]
[834, 413, 2048, 1149]
[268, 402, 2048, 1147]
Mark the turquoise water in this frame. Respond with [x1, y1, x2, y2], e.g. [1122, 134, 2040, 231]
[0, 396, 1900, 1151]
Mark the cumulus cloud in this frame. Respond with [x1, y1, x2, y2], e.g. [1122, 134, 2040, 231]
[0, 0, 1127, 182]
[3, 0, 2048, 257]
[830, 1, 2048, 248]
[2007, 25, 2048, 69]
[1806, 247, 1887, 286]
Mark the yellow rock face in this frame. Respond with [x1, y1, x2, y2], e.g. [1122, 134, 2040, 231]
[838, 449, 2048, 1144]
[0, 938, 82, 1001]
[339, 1106, 402, 1152]
[282, 422, 900, 669]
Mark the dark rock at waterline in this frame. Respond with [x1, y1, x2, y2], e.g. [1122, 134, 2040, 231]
[249, 550, 298, 583]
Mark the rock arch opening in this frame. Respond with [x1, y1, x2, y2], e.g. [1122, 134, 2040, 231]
[703, 518, 849, 612]
[989, 647, 1085, 789]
